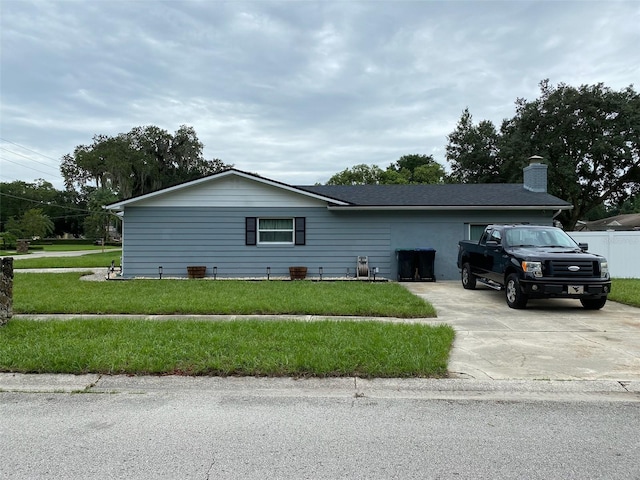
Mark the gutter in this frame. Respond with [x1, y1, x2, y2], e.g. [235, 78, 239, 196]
[327, 205, 573, 212]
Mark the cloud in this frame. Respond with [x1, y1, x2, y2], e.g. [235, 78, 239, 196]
[1, 0, 639, 189]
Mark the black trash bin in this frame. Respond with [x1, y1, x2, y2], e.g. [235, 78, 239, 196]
[396, 248, 436, 282]
[396, 250, 415, 281]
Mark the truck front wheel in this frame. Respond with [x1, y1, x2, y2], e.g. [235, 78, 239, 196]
[505, 274, 528, 309]
[461, 263, 476, 290]
[580, 297, 607, 310]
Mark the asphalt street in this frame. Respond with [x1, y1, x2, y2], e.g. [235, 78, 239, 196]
[1, 376, 639, 480]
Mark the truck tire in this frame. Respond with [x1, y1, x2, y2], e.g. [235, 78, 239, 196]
[505, 274, 528, 309]
[580, 297, 607, 310]
[461, 263, 476, 290]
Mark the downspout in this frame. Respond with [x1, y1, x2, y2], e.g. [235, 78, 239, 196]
[552, 208, 567, 229]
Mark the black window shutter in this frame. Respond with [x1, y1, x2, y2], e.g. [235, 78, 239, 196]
[246, 217, 257, 245]
[295, 217, 306, 245]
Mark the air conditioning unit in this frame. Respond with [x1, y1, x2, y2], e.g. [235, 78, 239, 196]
[356, 256, 369, 278]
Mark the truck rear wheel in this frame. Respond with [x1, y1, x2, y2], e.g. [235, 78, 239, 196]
[461, 263, 476, 289]
[580, 297, 607, 310]
[505, 274, 528, 309]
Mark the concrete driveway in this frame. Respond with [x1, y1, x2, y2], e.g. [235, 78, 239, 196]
[404, 281, 640, 382]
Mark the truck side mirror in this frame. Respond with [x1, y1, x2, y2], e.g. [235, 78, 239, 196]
[485, 240, 500, 247]
[578, 242, 589, 251]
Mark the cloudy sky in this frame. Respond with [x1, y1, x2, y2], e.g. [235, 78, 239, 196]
[1, 0, 639, 189]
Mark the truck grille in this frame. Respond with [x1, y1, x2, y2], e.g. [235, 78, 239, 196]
[547, 260, 596, 277]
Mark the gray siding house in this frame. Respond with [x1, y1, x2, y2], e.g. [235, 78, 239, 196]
[106, 160, 571, 281]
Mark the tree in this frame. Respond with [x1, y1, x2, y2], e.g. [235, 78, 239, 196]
[500, 80, 640, 229]
[446, 81, 640, 230]
[83, 188, 119, 241]
[446, 108, 503, 183]
[0, 180, 82, 237]
[61, 125, 233, 198]
[618, 194, 640, 214]
[387, 154, 446, 184]
[6, 208, 54, 239]
[326, 164, 386, 185]
[325, 155, 446, 185]
[0, 180, 56, 226]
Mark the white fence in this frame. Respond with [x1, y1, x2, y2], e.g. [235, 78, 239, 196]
[568, 231, 640, 279]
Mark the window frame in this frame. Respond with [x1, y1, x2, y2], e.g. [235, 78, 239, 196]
[468, 224, 489, 241]
[257, 217, 295, 245]
[246, 217, 306, 246]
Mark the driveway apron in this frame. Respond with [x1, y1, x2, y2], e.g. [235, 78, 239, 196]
[404, 281, 640, 381]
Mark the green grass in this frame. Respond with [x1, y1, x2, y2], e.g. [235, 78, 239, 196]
[1, 244, 120, 256]
[0, 319, 454, 378]
[0, 250, 27, 256]
[12, 251, 121, 269]
[610, 278, 640, 308]
[33, 244, 120, 252]
[13, 273, 437, 318]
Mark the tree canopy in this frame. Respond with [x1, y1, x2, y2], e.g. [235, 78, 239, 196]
[61, 125, 232, 198]
[326, 164, 387, 185]
[5, 208, 54, 240]
[1, 125, 231, 241]
[0, 179, 84, 237]
[445, 109, 502, 183]
[446, 80, 640, 229]
[82, 187, 120, 241]
[326, 154, 446, 185]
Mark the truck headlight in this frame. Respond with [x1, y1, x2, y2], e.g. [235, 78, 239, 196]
[522, 261, 543, 277]
[600, 261, 609, 279]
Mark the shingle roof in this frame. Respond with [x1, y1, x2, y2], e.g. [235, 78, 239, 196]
[105, 167, 572, 211]
[578, 213, 640, 231]
[296, 183, 572, 208]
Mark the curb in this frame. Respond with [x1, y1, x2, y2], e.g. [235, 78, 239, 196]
[1, 373, 638, 402]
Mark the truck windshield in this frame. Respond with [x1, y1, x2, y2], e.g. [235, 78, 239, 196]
[504, 227, 578, 248]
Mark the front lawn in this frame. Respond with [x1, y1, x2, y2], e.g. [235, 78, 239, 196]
[1, 244, 120, 256]
[0, 319, 454, 378]
[609, 278, 640, 308]
[13, 272, 437, 318]
[11, 251, 121, 269]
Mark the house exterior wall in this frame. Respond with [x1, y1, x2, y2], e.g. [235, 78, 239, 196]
[120, 205, 553, 280]
[130, 174, 328, 208]
[385, 209, 552, 280]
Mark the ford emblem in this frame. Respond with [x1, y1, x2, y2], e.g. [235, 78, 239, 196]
[568, 266, 580, 272]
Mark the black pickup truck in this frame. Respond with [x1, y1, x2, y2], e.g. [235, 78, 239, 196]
[457, 225, 611, 309]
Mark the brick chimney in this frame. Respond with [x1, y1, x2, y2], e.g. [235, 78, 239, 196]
[523, 155, 548, 193]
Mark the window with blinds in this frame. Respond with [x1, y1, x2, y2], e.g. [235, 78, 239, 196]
[469, 224, 488, 241]
[246, 217, 306, 245]
[259, 218, 293, 243]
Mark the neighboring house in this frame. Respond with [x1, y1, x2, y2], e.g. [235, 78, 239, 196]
[574, 213, 640, 231]
[105, 159, 571, 281]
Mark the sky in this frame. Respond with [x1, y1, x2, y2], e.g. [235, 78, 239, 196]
[1, 0, 639, 190]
